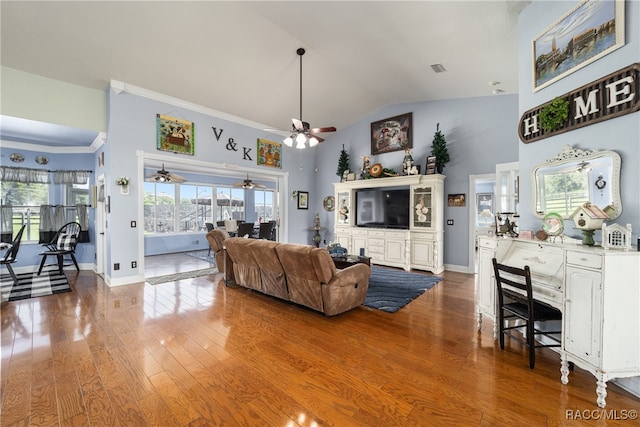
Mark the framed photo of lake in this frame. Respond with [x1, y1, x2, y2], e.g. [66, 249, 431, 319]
[532, 0, 624, 92]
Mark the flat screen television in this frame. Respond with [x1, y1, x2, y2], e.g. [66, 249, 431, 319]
[354, 187, 410, 229]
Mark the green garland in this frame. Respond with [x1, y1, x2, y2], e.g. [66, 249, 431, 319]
[539, 97, 569, 132]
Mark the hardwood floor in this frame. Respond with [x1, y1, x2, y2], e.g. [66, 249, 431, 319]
[1, 256, 638, 426]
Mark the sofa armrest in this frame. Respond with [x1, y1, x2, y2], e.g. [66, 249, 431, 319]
[322, 263, 371, 316]
[331, 263, 370, 288]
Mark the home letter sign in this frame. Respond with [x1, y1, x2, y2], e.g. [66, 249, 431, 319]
[519, 63, 639, 143]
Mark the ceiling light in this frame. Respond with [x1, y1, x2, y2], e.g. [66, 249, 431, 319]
[283, 136, 293, 147]
[492, 88, 505, 95]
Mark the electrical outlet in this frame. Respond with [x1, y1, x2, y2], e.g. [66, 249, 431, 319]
[131, 220, 136, 228]
[447, 219, 454, 225]
[131, 261, 137, 268]
[114, 263, 120, 270]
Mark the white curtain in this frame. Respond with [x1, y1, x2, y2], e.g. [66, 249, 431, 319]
[54, 170, 90, 184]
[39, 205, 55, 243]
[0, 205, 13, 243]
[0, 166, 50, 183]
[76, 204, 90, 242]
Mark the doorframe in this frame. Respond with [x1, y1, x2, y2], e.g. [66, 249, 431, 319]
[468, 173, 495, 274]
[95, 174, 106, 277]
[136, 151, 289, 277]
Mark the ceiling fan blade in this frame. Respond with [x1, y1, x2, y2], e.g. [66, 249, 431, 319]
[263, 127, 288, 133]
[310, 126, 336, 133]
[254, 182, 266, 189]
[169, 173, 186, 183]
[292, 118, 304, 131]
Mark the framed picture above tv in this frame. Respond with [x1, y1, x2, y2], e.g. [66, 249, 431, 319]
[370, 113, 412, 155]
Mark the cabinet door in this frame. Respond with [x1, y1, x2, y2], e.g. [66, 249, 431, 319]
[411, 239, 433, 268]
[564, 266, 602, 366]
[352, 236, 367, 256]
[411, 186, 433, 229]
[335, 233, 351, 251]
[385, 240, 405, 264]
[336, 191, 351, 226]
[477, 247, 496, 315]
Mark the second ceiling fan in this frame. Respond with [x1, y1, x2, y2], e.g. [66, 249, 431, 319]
[233, 174, 265, 190]
[267, 48, 336, 149]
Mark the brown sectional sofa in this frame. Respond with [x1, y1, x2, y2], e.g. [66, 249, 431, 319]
[224, 237, 370, 316]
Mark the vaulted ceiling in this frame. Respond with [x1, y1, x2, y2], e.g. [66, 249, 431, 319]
[0, 1, 529, 148]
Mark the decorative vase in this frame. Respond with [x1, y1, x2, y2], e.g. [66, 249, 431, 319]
[436, 164, 445, 174]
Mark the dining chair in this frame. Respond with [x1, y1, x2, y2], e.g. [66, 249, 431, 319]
[1, 225, 26, 286]
[37, 222, 81, 275]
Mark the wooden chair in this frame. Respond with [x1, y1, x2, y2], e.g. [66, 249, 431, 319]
[492, 258, 562, 369]
[258, 221, 276, 240]
[37, 222, 81, 275]
[237, 222, 255, 238]
[1, 225, 26, 285]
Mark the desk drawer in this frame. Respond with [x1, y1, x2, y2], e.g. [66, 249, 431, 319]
[368, 245, 385, 254]
[478, 237, 497, 250]
[368, 230, 386, 237]
[567, 251, 602, 269]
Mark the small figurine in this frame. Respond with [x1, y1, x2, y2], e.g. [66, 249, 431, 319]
[361, 155, 371, 179]
[402, 148, 414, 175]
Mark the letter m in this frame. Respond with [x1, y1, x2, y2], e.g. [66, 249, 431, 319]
[574, 89, 599, 119]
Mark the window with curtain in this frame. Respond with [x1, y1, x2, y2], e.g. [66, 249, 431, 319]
[0, 180, 50, 242]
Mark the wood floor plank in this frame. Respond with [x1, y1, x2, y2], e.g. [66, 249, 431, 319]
[1, 259, 638, 426]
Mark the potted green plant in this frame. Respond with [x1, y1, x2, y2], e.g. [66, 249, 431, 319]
[336, 144, 350, 181]
[430, 123, 450, 173]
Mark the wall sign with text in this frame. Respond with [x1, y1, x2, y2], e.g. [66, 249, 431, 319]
[519, 63, 639, 144]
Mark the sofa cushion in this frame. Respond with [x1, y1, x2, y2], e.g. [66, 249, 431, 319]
[224, 238, 262, 292]
[275, 243, 324, 311]
[206, 229, 230, 273]
[249, 240, 289, 300]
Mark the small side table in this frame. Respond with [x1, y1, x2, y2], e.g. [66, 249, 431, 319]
[308, 226, 326, 247]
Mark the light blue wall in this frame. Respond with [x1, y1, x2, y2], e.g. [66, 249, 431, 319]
[0, 147, 96, 269]
[313, 95, 520, 268]
[518, 0, 640, 241]
[106, 91, 317, 279]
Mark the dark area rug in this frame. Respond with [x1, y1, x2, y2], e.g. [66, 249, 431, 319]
[365, 266, 442, 313]
[1, 271, 71, 302]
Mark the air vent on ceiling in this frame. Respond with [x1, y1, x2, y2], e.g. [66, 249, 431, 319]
[430, 63, 447, 73]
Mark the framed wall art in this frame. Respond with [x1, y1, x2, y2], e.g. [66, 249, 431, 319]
[448, 194, 466, 207]
[370, 112, 412, 155]
[476, 193, 494, 214]
[532, 0, 624, 92]
[257, 138, 282, 168]
[297, 191, 309, 210]
[157, 114, 195, 155]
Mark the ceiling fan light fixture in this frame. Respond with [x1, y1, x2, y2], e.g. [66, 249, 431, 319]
[283, 136, 293, 147]
[308, 136, 319, 147]
[295, 133, 307, 144]
[295, 139, 306, 149]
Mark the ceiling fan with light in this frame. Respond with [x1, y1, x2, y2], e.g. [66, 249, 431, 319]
[233, 174, 265, 190]
[146, 164, 186, 183]
[265, 48, 336, 149]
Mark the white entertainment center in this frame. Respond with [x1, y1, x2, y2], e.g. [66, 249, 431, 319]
[333, 174, 445, 274]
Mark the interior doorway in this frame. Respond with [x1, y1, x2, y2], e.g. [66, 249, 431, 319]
[468, 173, 496, 274]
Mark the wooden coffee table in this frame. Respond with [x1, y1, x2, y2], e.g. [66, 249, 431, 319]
[331, 254, 371, 270]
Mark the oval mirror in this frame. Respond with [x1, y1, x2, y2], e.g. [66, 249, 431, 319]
[532, 145, 621, 219]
